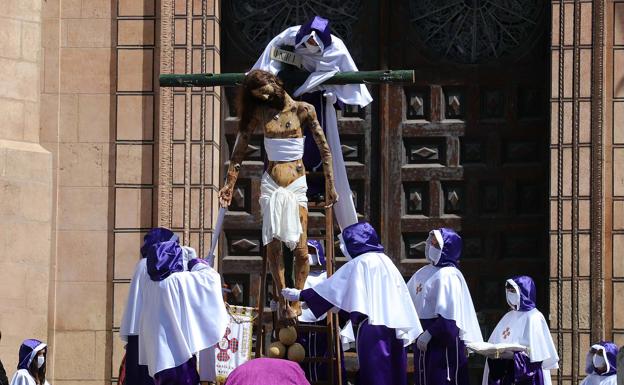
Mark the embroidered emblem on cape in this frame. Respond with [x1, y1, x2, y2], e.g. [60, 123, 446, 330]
[415, 283, 423, 294]
[502, 327, 511, 339]
[216, 327, 239, 361]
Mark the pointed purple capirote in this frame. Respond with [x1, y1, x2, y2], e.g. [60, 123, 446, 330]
[509, 275, 537, 311]
[295, 16, 332, 50]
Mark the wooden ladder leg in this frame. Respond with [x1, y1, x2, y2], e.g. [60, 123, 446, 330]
[255, 245, 269, 358]
[324, 202, 342, 385]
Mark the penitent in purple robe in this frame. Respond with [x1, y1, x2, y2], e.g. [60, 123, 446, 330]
[414, 317, 471, 385]
[298, 222, 422, 385]
[409, 228, 484, 385]
[301, 290, 407, 385]
[482, 276, 559, 385]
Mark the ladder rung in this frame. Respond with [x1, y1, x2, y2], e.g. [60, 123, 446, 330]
[302, 356, 334, 363]
[296, 324, 329, 332]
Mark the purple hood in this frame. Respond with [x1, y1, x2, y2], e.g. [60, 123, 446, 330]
[507, 275, 537, 311]
[295, 16, 332, 51]
[17, 339, 46, 370]
[342, 222, 384, 258]
[144, 227, 184, 281]
[585, 341, 618, 376]
[433, 228, 462, 268]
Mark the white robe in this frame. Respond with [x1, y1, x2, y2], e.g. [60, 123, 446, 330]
[310, 251, 423, 346]
[9, 369, 50, 385]
[407, 264, 483, 344]
[138, 265, 229, 376]
[482, 309, 559, 385]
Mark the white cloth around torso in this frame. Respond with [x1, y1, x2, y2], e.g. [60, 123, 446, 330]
[407, 264, 484, 344]
[310, 251, 423, 346]
[264, 137, 305, 162]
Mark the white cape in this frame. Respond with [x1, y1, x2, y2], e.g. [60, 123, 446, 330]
[407, 264, 483, 344]
[252, 26, 372, 107]
[252, 25, 372, 231]
[119, 258, 148, 341]
[138, 266, 229, 376]
[9, 370, 49, 385]
[482, 308, 559, 385]
[309, 252, 422, 346]
[581, 374, 618, 385]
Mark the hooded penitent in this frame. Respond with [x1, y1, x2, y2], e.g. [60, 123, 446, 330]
[252, 16, 372, 230]
[136, 232, 229, 383]
[407, 228, 483, 343]
[304, 222, 422, 344]
[121, 227, 179, 341]
[300, 222, 421, 385]
[482, 276, 559, 385]
[580, 341, 618, 385]
[10, 339, 48, 385]
[408, 228, 483, 385]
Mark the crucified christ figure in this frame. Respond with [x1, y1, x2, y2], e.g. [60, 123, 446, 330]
[218, 69, 338, 323]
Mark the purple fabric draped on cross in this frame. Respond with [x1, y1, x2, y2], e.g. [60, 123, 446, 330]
[341, 221, 384, 257]
[509, 275, 538, 311]
[295, 16, 332, 49]
[586, 341, 619, 376]
[433, 227, 462, 268]
[17, 339, 45, 370]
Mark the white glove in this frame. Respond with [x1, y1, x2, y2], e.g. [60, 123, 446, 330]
[281, 288, 301, 302]
[269, 299, 279, 312]
[416, 330, 432, 352]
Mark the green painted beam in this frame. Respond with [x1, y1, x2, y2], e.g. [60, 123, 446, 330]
[159, 70, 415, 87]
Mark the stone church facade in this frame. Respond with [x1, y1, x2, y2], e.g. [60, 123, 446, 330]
[0, 1, 622, 384]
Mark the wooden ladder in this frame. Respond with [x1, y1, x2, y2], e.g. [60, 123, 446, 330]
[254, 180, 343, 385]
